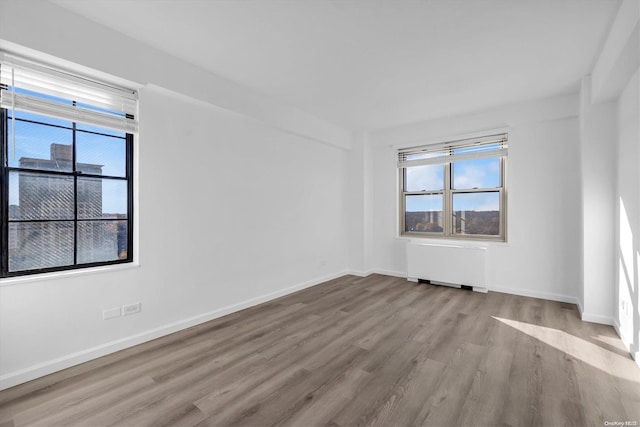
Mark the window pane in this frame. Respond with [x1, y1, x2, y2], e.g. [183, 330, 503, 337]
[9, 109, 73, 128]
[452, 157, 501, 189]
[75, 102, 127, 122]
[76, 131, 126, 177]
[11, 87, 74, 106]
[8, 221, 74, 272]
[452, 192, 500, 236]
[405, 194, 443, 233]
[9, 171, 74, 220]
[77, 220, 128, 263]
[7, 119, 73, 171]
[405, 164, 444, 191]
[77, 177, 127, 219]
[76, 123, 126, 138]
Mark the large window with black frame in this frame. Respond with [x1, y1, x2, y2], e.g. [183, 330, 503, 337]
[398, 133, 508, 241]
[0, 53, 137, 277]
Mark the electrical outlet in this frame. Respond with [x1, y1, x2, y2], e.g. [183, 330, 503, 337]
[122, 302, 141, 316]
[621, 300, 629, 316]
[103, 307, 122, 320]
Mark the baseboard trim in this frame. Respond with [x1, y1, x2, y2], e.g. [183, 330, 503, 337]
[0, 269, 349, 391]
[356, 273, 583, 306]
[348, 269, 406, 278]
[372, 269, 406, 278]
[613, 320, 640, 368]
[348, 270, 371, 277]
[576, 299, 584, 316]
[580, 311, 614, 325]
[573, 299, 614, 326]
[489, 285, 579, 306]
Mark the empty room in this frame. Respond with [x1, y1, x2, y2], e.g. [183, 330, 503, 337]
[0, 0, 639, 426]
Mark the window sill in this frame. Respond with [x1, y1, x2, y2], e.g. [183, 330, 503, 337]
[0, 262, 140, 287]
[395, 235, 510, 248]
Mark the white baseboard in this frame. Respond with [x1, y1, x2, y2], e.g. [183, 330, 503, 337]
[360, 273, 582, 306]
[574, 300, 614, 326]
[576, 299, 584, 316]
[348, 272, 617, 329]
[348, 269, 406, 278]
[372, 269, 407, 278]
[580, 311, 614, 325]
[0, 270, 349, 391]
[348, 269, 371, 277]
[489, 285, 579, 306]
[613, 320, 640, 368]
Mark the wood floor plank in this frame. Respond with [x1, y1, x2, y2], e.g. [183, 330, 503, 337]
[363, 357, 446, 427]
[222, 345, 369, 427]
[455, 344, 514, 427]
[0, 275, 638, 427]
[538, 300, 588, 427]
[414, 342, 488, 427]
[277, 367, 372, 427]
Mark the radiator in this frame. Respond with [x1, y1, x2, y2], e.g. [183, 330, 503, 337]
[406, 242, 487, 293]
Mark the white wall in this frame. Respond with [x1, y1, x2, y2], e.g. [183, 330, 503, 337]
[347, 132, 374, 275]
[579, 77, 617, 324]
[0, 1, 350, 389]
[369, 94, 583, 303]
[616, 69, 640, 361]
[587, 0, 639, 359]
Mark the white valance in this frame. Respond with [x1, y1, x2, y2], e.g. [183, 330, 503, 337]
[398, 133, 508, 168]
[0, 52, 137, 133]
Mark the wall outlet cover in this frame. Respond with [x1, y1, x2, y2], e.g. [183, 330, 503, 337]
[103, 307, 122, 320]
[123, 303, 141, 316]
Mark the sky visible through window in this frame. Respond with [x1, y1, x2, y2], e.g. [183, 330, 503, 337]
[405, 157, 501, 212]
[7, 109, 127, 215]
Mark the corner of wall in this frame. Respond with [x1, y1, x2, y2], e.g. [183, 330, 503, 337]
[613, 320, 640, 368]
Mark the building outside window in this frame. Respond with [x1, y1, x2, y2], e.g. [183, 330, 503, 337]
[398, 133, 508, 241]
[0, 53, 137, 277]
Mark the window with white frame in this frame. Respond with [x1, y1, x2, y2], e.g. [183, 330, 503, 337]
[0, 52, 137, 277]
[398, 133, 508, 241]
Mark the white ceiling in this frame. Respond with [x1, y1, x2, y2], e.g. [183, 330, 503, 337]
[52, 0, 621, 131]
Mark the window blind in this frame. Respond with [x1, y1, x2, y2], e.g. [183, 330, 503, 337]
[397, 133, 508, 168]
[0, 52, 138, 133]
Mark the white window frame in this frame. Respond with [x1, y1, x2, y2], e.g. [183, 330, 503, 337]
[398, 133, 508, 242]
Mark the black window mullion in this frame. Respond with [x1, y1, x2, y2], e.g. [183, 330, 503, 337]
[444, 161, 452, 237]
[72, 116, 78, 266]
[7, 116, 73, 132]
[126, 131, 134, 262]
[0, 108, 7, 274]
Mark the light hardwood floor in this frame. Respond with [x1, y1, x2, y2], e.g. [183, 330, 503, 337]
[0, 274, 638, 426]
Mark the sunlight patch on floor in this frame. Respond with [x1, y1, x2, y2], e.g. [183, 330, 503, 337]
[493, 316, 639, 382]
[592, 333, 627, 350]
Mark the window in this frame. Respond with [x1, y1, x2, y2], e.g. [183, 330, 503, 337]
[398, 133, 508, 241]
[0, 53, 137, 277]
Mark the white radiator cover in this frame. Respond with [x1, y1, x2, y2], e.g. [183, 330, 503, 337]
[406, 242, 487, 292]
